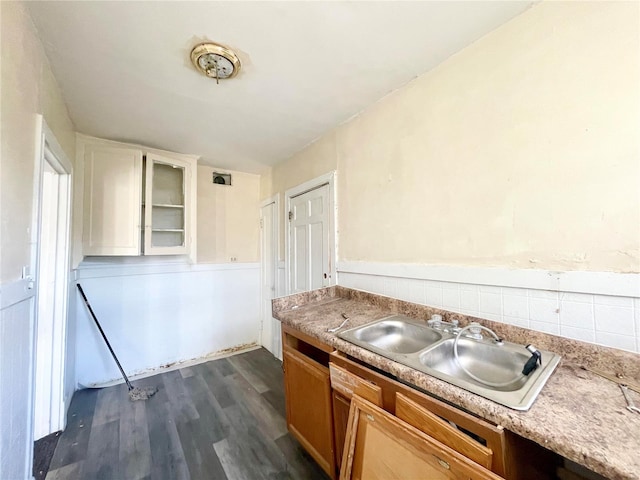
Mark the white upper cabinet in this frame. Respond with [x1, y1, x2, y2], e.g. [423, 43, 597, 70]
[81, 136, 198, 260]
[83, 145, 143, 256]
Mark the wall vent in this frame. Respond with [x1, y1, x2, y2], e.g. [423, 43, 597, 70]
[212, 172, 232, 186]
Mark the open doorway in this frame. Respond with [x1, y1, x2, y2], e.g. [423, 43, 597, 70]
[32, 117, 72, 445]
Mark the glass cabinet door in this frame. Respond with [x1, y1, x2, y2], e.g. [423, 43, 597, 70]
[144, 154, 189, 254]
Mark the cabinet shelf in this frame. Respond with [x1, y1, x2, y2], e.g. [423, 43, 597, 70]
[152, 203, 184, 208]
[151, 228, 184, 232]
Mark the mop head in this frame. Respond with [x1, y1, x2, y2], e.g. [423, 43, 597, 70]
[128, 386, 158, 401]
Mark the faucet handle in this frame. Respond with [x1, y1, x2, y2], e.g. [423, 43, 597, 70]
[427, 314, 443, 328]
[467, 322, 483, 340]
[450, 319, 461, 333]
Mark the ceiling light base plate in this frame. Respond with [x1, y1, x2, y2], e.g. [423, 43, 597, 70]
[190, 42, 241, 80]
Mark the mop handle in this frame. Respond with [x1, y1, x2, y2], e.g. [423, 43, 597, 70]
[76, 283, 133, 391]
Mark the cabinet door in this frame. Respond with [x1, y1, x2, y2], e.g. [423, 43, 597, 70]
[395, 393, 493, 469]
[340, 395, 502, 480]
[144, 154, 191, 255]
[333, 391, 351, 471]
[283, 347, 335, 478]
[83, 146, 142, 255]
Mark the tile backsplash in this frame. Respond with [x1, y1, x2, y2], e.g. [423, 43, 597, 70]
[338, 271, 640, 353]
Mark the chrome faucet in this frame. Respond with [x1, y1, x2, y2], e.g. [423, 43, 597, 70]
[427, 314, 461, 334]
[459, 322, 504, 345]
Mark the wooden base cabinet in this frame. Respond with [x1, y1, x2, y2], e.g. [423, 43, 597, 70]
[282, 325, 575, 480]
[282, 327, 336, 478]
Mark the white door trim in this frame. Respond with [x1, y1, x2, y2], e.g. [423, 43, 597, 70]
[259, 194, 280, 356]
[284, 171, 337, 295]
[260, 193, 281, 271]
[31, 115, 73, 445]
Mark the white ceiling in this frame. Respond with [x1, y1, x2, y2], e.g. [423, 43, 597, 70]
[27, 1, 534, 173]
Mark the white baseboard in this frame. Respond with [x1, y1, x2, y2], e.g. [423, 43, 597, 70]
[79, 343, 261, 388]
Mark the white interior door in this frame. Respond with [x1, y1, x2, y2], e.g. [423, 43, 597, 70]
[289, 184, 330, 294]
[260, 201, 278, 355]
[34, 162, 59, 439]
[34, 145, 71, 440]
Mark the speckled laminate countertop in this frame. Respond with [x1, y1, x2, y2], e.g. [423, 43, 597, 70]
[273, 286, 640, 480]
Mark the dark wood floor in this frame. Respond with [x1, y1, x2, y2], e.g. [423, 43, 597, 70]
[46, 348, 329, 480]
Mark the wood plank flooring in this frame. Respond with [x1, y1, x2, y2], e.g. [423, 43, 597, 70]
[46, 348, 329, 480]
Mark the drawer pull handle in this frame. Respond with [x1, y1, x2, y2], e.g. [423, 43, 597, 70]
[435, 456, 450, 470]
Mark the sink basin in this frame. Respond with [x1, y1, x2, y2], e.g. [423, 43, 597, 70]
[337, 315, 561, 410]
[419, 338, 531, 392]
[348, 318, 443, 354]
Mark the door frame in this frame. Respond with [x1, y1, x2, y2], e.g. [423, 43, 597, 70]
[31, 116, 73, 442]
[259, 194, 280, 356]
[284, 171, 337, 295]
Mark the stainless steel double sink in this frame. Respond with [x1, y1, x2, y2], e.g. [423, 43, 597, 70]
[338, 315, 561, 410]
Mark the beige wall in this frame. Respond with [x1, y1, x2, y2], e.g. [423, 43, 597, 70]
[198, 166, 260, 263]
[1, 1, 76, 284]
[263, 1, 640, 273]
[265, 131, 338, 200]
[261, 132, 338, 258]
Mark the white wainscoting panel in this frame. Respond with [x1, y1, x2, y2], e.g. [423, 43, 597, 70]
[74, 262, 261, 387]
[0, 286, 35, 480]
[337, 263, 640, 353]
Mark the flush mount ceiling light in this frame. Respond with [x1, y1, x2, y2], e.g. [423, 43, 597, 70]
[190, 42, 241, 84]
